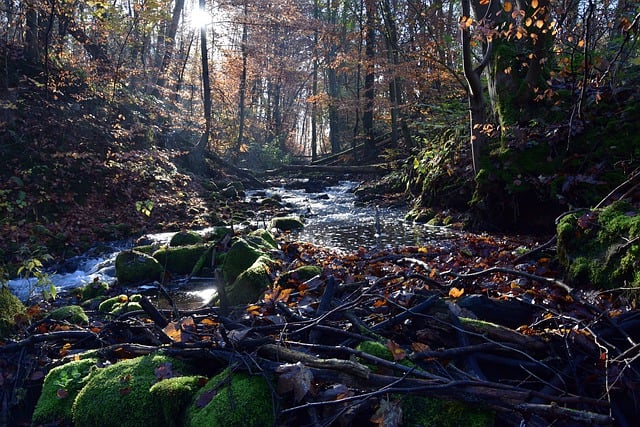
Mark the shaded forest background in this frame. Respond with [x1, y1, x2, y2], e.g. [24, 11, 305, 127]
[1, 0, 639, 266]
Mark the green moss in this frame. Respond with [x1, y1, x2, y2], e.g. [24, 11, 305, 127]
[72, 353, 191, 427]
[80, 280, 110, 300]
[153, 244, 212, 275]
[357, 341, 394, 361]
[186, 369, 275, 427]
[249, 229, 278, 249]
[169, 230, 204, 247]
[149, 375, 207, 427]
[32, 358, 98, 425]
[557, 201, 640, 288]
[402, 395, 494, 427]
[0, 286, 26, 338]
[98, 294, 129, 313]
[276, 265, 322, 287]
[225, 256, 273, 306]
[48, 305, 89, 325]
[269, 216, 304, 231]
[115, 250, 164, 285]
[221, 238, 266, 283]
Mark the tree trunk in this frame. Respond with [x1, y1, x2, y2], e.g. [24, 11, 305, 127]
[236, 1, 249, 154]
[157, 0, 185, 88]
[462, 0, 492, 176]
[362, 0, 376, 152]
[199, 0, 212, 147]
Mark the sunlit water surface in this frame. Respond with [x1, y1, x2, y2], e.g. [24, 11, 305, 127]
[8, 181, 456, 307]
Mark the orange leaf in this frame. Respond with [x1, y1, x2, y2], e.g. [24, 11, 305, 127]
[448, 287, 464, 298]
[531, 0, 539, 8]
[504, 1, 512, 12]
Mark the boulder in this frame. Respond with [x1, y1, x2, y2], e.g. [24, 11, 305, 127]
[557, 201, 640, 288]
[186, 369, 274, 427]
[72, 353, 193, 427]
[169, 230, 204, 247]
[276, 265, 322, 288]
[225, 256, 273, 306]
[0, 287, 26, 338]
[153, 244, 212, 275]
[47, 305, 89, 325]
[115, 250, 164, 285]
[32, 357, 98, 425]
[270, 216, 304, 231]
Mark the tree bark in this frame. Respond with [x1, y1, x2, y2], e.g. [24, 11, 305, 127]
[362, 0, 376, 152]
[157, 0, 185, 88]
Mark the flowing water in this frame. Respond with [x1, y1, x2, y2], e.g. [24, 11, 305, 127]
[7, 181, 457, 306]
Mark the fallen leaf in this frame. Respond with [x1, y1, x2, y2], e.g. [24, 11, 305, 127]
[386, 340, 406, 361]
[449, 287, 464, 299]
[370, 398, 403, 427]
[276, 362, 313, 402]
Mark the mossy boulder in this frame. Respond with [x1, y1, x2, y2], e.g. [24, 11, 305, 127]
[557, 201, 640, 288]
[270, 216, 304, 231]
[221, 235, 275, 283]
[115, 250, 164, 285]
[225, 256, 274, 306]
[249, 228, 279, 249]
[276, 265, 322, 287]
[186, 369, 275, 427]
[98, 294, 142, 315]
[47, 305, 89, 325]
[72, 353, 192, 427]
[79, 280, 110, 300]
[0, 286, 26, 338]
[153, 244, 212, 275]
[32, 357, 98, 425]
[169, 230, 204, 247]
[149, 375, 208, 427]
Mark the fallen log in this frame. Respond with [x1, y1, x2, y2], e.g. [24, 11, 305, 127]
[263, 164, 389, 175]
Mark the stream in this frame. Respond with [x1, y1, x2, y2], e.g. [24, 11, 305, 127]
[7, 181, 457, 306]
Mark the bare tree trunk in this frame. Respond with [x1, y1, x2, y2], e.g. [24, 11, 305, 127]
[236, 0, 249, 154]
[157, 0, 185, 88]
[199, 0, 212, 147]
[462, 0, 492, 176]
[362, 0, 376, 152]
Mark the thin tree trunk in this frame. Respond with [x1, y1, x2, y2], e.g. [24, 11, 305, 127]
[199, 0, 212, 147]
[157, 0, 185, 88]
[236, 0, 249, 153]
[363, 0, 376, 152]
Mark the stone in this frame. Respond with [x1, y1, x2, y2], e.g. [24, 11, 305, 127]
[72, 353, 192, 427]
[169, 230, 204, 247]
[186, 369, 275, 427]
[48, 305, 89, 325]
[270, 216, 304, 231]
[153, 244, 212, 275]
[0, 287, 26, 338]
[115, 250, 164, 285]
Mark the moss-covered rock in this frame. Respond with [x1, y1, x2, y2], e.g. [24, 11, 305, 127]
[149, 375, 208, 427]
[221, 237, 269, 283]
[276, 265, 322, 287]
[169, 230, 204, 247]
[80, 279, 110, 300]
[249, 228, 279, 249]
[0, 286, 26, 338]
[153, 244, 212, 275]
[72, 353, 192, 427]
[32, 357, 98, 425]
[557, 201, 640, 288]
[115, 250, 164, 285]
[98, 294, 142, 314]
[48, 305, 89, 325]
[186, 369, 275, 427]
[270, 216, 304, 231]
[225, 256, 273, 306]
